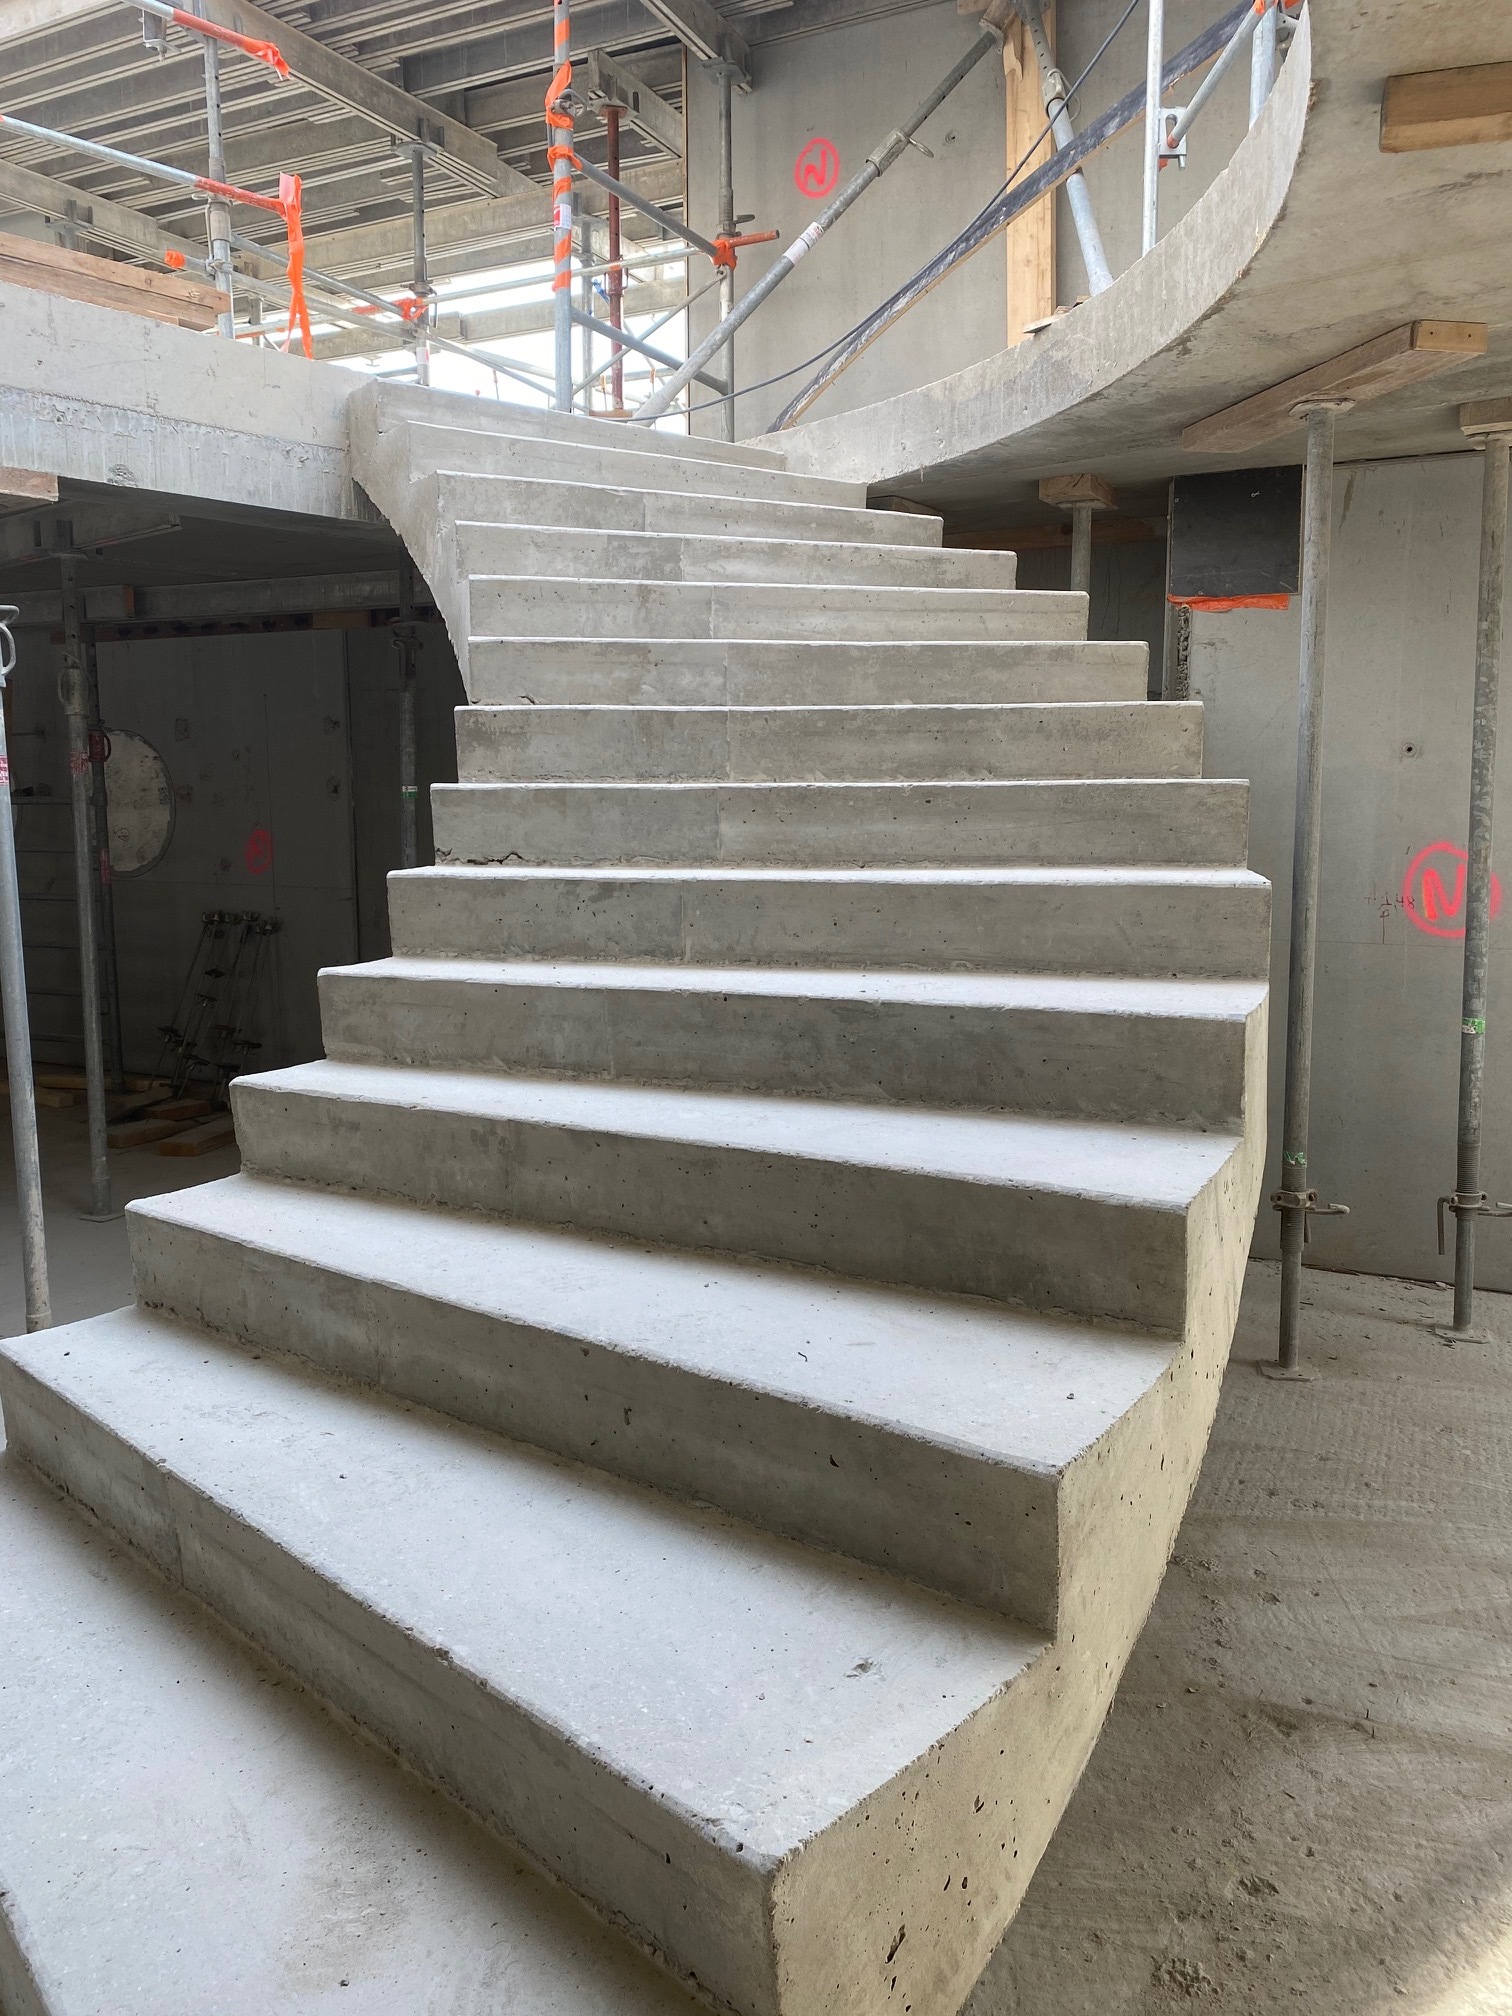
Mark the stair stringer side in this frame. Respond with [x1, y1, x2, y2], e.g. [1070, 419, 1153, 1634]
[767, 1003, 1266, 2015]
[348, 382, 472, 672]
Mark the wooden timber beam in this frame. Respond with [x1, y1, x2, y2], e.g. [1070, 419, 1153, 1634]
[1182, 321, 1488, 455]
[1381, 62, 1512, 153]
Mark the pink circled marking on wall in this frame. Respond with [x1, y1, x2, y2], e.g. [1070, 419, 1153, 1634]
[793, 136, 840, 199]
[1401, 839, 1502, 940]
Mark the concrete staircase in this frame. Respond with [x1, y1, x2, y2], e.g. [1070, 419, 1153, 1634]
[0, 381, 1270, 2016]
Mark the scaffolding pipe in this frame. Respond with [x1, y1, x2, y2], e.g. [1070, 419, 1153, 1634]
[1014, 0, 1113, 296]
[1249, 0, 1279, 123]
[1142, 0, 1165, 253]
[635, 22, 1000, 423]
[605, 102, 626, 411]
[0, 607, 51, 1330]
[410, 144, 431, 387]
[715, 62, 736, 439]
[571, 305, 726, 393]
[1439, 426, 1512, 1337]
[548, 0, 574, 410]
[58, 556, 113, 1224]
[83, 626, 125, 1092]
[1168, 0, 1270, 150]
[195, 0, 234, 337]
[1272, 401, 1352, 1375]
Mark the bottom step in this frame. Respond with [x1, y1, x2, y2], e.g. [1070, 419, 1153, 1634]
[0, 1443, 697, 2016]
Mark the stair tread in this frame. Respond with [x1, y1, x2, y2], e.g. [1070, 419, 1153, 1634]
[3, 1308, 1047, 1864]
[332, 954, 1267, 1022]
[245, 1058, 1239, 1203]
[0, 1444, 691, 2016]
[396, 861, 1269, 889]
[136, 1172, 1178, 1476]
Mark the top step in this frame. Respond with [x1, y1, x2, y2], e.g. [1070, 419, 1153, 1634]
[394, 421, 872, 511]
[350, 375, 792, 474]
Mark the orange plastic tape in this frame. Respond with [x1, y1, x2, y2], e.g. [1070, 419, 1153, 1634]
[1169, 593, 1292, 612]
[171, 8, 290, 79]
[277, 171, 313, 361]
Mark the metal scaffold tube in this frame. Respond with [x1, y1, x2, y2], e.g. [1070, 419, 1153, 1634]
[605, 102, 626, 413]
[1141, 0, 1165, 253]
[1014, 0, 1112, 296]
[1069, 503, 1093, 597]
[547, 0, 575, 411]
[1268, 400, 1352, 1377]
[410, 144, 431, 387]
[715, 62, 737, 440]
[0, 607, 51, 1329]
[195, 0, 234, 338]
[395, 560, 420, 872]
[83, 626, 125, 1092]
[58, 557, 115, 1224]
[1437, 416, 1512, 1339]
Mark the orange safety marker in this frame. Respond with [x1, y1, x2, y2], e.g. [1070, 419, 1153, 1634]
[133, 0, 291, 80]
[0, 111, 313, 358]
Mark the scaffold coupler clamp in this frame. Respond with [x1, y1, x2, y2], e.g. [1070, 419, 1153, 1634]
[1269, 1185, 1350, 1245]
[1436, 1190, 1512, 1256]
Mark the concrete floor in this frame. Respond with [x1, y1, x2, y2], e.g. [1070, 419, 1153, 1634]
[0, 1120, 1506, 2015]
[0, 1102, 238, 1334]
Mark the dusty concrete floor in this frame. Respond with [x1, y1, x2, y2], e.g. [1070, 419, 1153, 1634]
[0, 1121, 1506, 2014]
[0, 1101, 238, 1333]
[974, 1261, 1512, 2016]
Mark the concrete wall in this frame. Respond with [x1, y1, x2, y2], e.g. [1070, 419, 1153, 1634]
[8, 622, 463, 1080]
[689, 0, 1260, 438]
[1191, 449, 1512, 1291]
[685, 0, 1008, 437]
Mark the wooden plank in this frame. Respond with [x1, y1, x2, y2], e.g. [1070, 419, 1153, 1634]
[158, 1115, 237, 1157]
[146, 1097, 213, 1124]
[1381, 62, 1512, 153]
[1182, 321, 1489, 454]
[1038, 473, 1117, 510]
[0, 466, 57, 504]
[0, 231, 230, 331]
[1002, 7, 1055, 346]
[108, 1117, 185, 1150]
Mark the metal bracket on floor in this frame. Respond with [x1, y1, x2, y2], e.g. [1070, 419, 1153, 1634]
[1270, 1186, 1350, 1246]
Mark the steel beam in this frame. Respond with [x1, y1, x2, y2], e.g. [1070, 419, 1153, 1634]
[194, 0, 527, 196]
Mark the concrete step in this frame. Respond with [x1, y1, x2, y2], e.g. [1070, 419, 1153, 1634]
[353, 375, 791, 472]
[230, 1059, 1240, 1328]
[130, 1171, 1179, 1630]
[0, 1445, 693, 2016]
[466, 574, 1085, 644]
[386, 864, 1274, 978]
[453, 700, 1203, 784]
[453, 519, 1012, 589]
[399, 420, 869, 509]
[427, 467, 944, 549]
[467, 636, 1147, 706]
[0, 1307, 1049, 2016]
[429, 777, 1251, 870]
[317, 958, 1265, 1127]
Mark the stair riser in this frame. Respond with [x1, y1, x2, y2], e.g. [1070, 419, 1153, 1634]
[430, 781, 1250, 870]
[453, 522, 1014, 589]
[453, 703, 1203, 784]
[359, 378, 789, 473]
[317, 970, 1253, 1128]
[231, 1080, 1194, 1327]
[130, 1210, 1064, 1629]
[403, 424, 867, 508]
[0, 1363, 776, 2016]
[386, 869, 1274, 978]
[430, 472, 943, 548]
[466, 638, 1147, 707]
[467, 577, 1083, 644]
